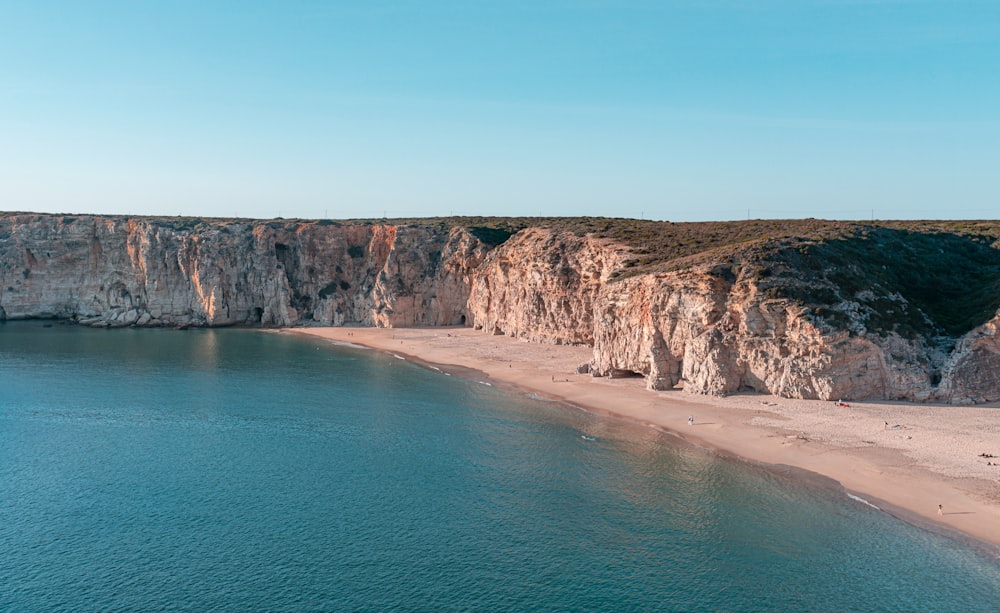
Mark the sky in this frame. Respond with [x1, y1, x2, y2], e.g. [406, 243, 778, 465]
[1, 1, 998, 222]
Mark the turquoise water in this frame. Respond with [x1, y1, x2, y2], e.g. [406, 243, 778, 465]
[1, 323, 999, 611]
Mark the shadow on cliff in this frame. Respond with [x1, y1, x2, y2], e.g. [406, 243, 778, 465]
[756, 227, 1000, 341]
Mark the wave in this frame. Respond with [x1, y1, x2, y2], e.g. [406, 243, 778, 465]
[847, 493, 881, 511]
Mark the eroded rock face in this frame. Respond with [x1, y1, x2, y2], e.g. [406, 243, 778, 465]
[590, 271, 728, 388]
[0, 215, 482, 328]
[466, 231, 951, 401]
[934, 315, 1000, 404]
[3, 213, 999, 404]
[466, 229, 627, 345]
[587, 264, 949, 402]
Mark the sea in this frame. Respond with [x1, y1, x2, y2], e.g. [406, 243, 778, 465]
[1, 321, 999, 612]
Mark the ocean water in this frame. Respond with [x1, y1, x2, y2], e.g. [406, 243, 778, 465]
[1, 323, 999, 612]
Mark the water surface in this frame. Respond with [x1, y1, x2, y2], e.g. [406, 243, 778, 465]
[2, 322, 999, 611]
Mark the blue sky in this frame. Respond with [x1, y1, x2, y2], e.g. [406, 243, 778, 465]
[1, 1, 998, 221]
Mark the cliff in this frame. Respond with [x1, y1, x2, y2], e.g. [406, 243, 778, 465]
[3, 213, 1000, 405]
[0, 215, 485, 329]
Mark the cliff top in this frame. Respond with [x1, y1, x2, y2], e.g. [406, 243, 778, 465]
[6, 211, 1000, 273]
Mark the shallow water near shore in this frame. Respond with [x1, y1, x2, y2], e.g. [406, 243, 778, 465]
[2, 323, 1000, 611]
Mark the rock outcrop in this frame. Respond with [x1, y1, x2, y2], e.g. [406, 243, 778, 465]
[0, 215, 484, 328]
[587, 267, 942, 402]
[4, 213, 1000, 404]
[467, 228, 627, 344]
[934, 315, 1000, 405]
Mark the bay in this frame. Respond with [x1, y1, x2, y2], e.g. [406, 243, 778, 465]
[1, 322, 999, 611]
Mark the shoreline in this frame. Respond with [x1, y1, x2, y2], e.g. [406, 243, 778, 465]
[283, 326, 1000, 556]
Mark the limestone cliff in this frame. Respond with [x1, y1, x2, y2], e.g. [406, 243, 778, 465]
[0, 215, 484, 328]
[586, 265, 942, 402]
[467, 228, 628, 344]
[4, 213, 1000, 405]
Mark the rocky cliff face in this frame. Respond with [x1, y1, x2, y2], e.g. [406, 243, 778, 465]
[3, 213, 1000, 404]
[0, 215, 484, 328]
[464, 226, 1000, 405]
[466, 228, 628, 344]
[586, 266, 942, 402]
[935, 315, 1000, 404]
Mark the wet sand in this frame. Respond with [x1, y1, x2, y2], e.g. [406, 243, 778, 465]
[284, 326, 1000, 553]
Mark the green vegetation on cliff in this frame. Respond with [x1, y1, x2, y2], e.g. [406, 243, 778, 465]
[755, 226, 1000, 339]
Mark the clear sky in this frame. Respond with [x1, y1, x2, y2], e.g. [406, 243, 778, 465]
[1, 1, 998, 222]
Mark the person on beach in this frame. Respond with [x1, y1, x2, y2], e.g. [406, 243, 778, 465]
[688, 416, 694, 426]
[938, 504, 943, 516]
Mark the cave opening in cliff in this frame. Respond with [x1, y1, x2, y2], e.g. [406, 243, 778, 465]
[609, 369, 644, 379]
[459, 314, 466, 326]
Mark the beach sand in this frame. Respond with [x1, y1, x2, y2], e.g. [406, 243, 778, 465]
[285, 326, 1000, 553]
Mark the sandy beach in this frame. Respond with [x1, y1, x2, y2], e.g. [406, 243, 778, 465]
[285, 326, 1000, 554]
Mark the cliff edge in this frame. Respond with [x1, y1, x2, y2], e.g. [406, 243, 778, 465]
[3, 213, 999, 404]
